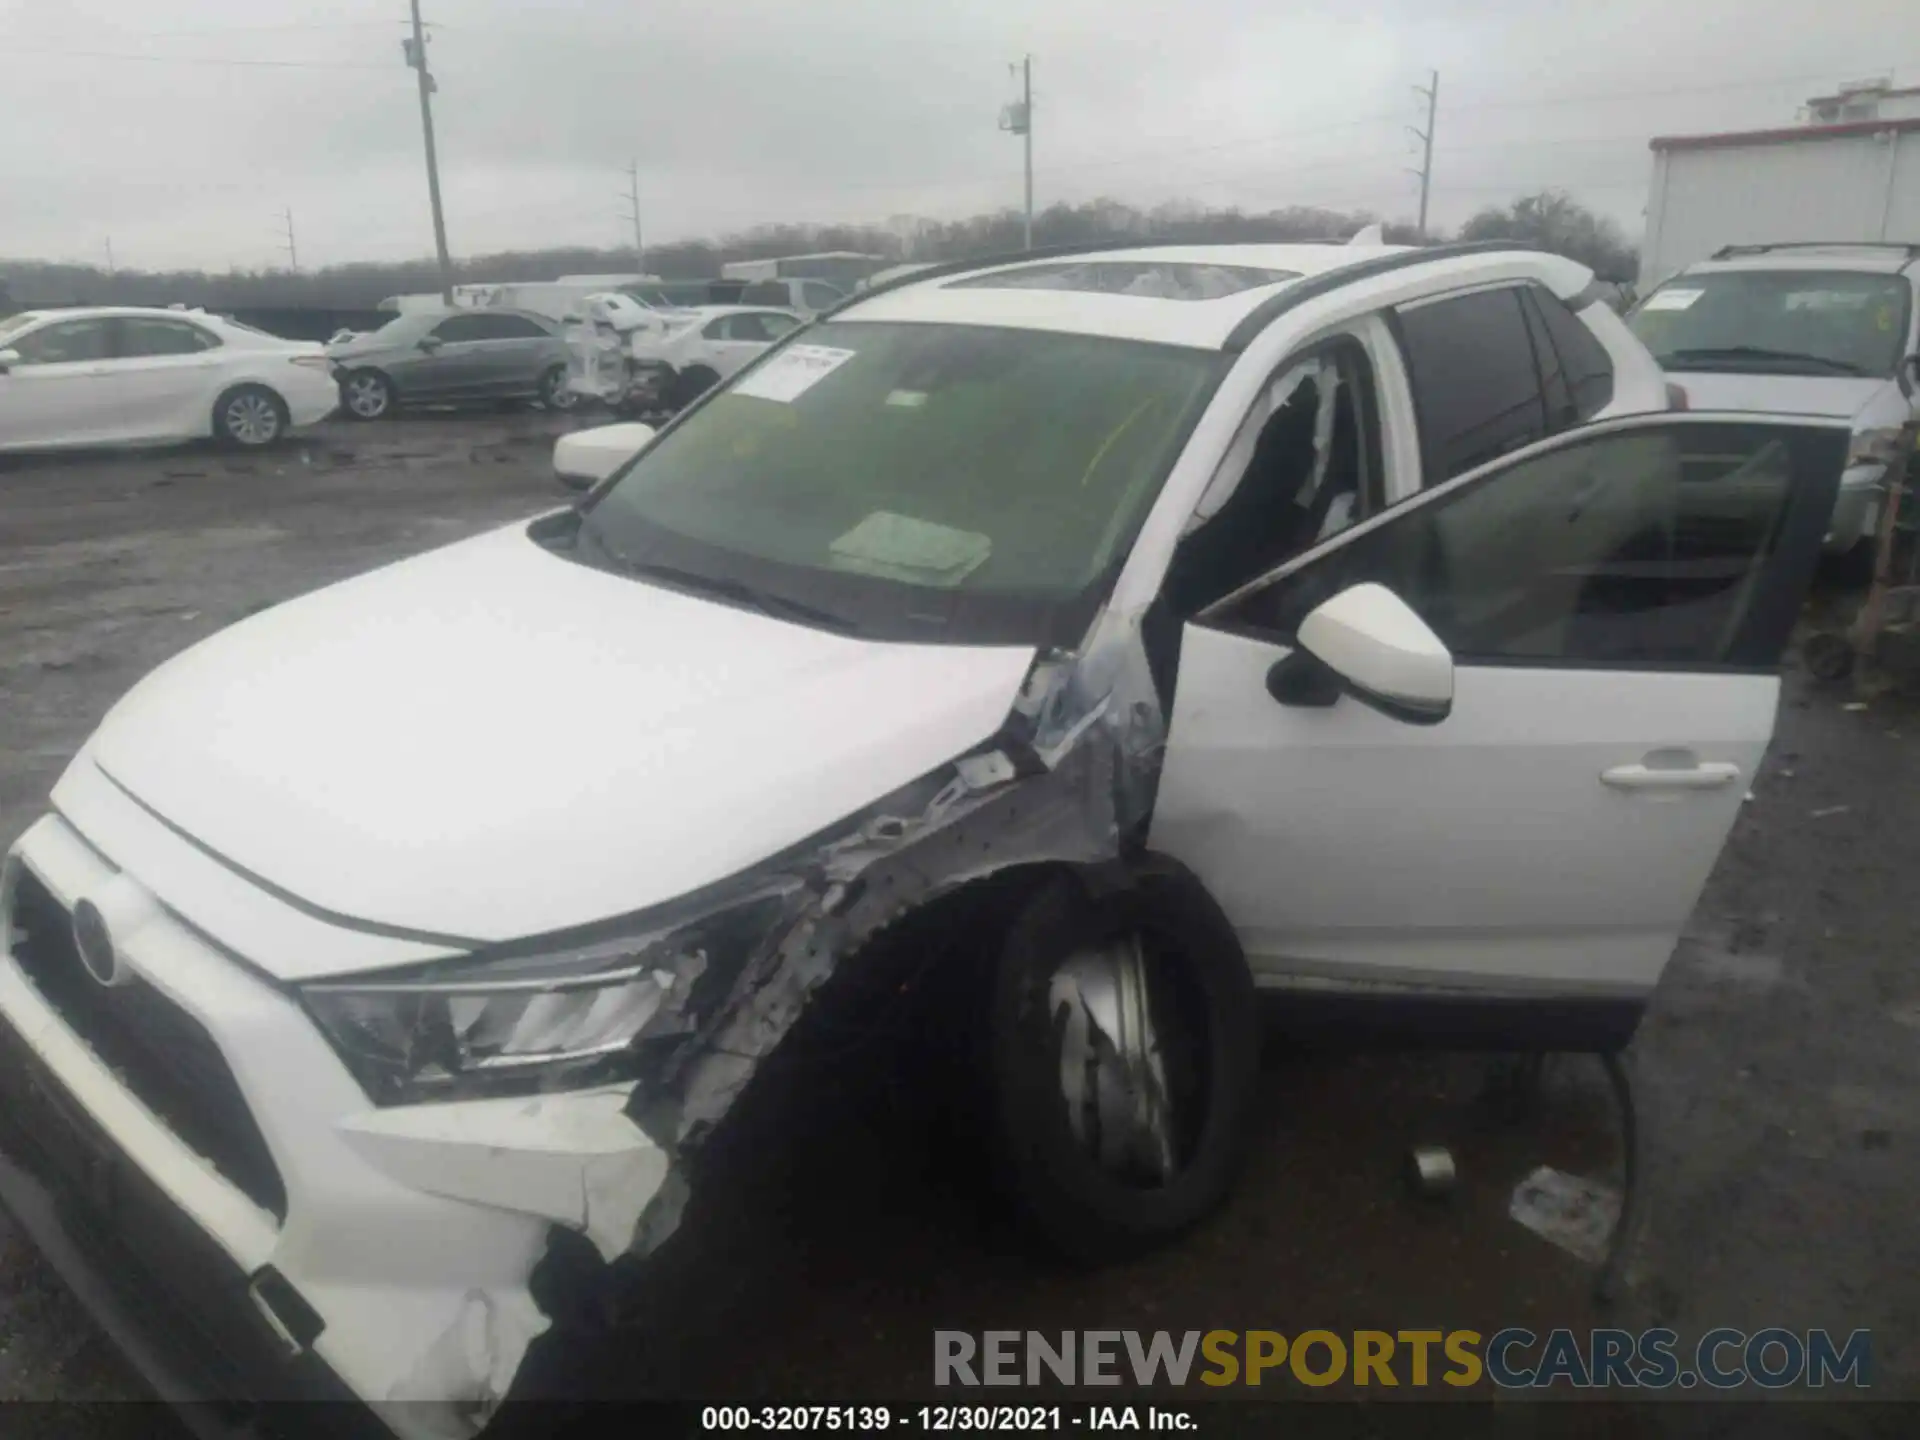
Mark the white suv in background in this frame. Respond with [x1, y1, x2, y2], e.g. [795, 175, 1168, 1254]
[1630, 242, 1920, 565]
[0, 242, 1846, 1437]
[0, 306, 338, 451]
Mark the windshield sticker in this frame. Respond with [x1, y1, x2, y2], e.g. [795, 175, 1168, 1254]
[828, 511, 992, 587]
[732, 344, 858, 403]
[1642, 287, 1703, 312]
[885, 389, 929, 408]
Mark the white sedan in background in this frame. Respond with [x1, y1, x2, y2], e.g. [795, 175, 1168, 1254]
[0, 306, 338, 453]
[569, 303, 803, 412]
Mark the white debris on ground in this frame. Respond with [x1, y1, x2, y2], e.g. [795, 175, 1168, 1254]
[1508, 1165, 1621, 1265]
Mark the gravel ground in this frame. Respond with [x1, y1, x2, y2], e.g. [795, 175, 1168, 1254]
[1, 415, 1915, 1426]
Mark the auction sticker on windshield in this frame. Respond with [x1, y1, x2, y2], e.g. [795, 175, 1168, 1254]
[734, 343, 858, 403]
[1641, 288, 1704, 312]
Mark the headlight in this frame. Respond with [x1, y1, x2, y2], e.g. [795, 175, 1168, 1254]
[1847, 427, 1910, 470]
[302, 892, 796, 1105]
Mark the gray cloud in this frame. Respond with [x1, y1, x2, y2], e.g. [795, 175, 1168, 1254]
[2, 0, 1914, 269]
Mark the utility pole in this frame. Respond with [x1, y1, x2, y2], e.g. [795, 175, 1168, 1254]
[104, 237, 116, 273]
[277, 206, 299, 271]
[999, 57, 1034, 250]
[403, 0, 454, 304]
[1408, 69, 1439, 242]
[621, 159, 644, 270]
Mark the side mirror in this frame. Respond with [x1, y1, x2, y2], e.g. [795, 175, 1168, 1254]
[1266, 582, 1453, 725]
[1898, 353, 1919, 401]
[0, 347, 19, 374]
[417, 335, 443, 353]
[552, 421, 656, 492]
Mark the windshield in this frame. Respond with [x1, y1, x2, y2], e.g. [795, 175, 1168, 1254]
[575, 320, 1224, 646]
[1630, 269, 1913, 377]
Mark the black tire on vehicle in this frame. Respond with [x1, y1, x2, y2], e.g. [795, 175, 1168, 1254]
[1803, 631, 1856, 683]
[980, 858, 1259, 1264]
[540, 364, 579, 412]
[211, 384, 288, 448]
[340, 368, 395, 421]
[670, 365, 720, 411]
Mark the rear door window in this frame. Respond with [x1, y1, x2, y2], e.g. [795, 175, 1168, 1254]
[1395, 287, 1548, 484]
[1528, 287, 1616, 421]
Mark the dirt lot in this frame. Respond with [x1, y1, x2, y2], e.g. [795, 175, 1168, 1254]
[1, 415, 1917, 1426]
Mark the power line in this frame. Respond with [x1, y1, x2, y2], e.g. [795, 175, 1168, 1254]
[1408, 70, 1439, 241]
[404, 0, 454, 303]
[2, 44, 389, 70]
[621, 160, 644, 266]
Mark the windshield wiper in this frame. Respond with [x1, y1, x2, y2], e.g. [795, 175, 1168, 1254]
[622, 559, 864, 635]
[1659, 346, 1866, 376]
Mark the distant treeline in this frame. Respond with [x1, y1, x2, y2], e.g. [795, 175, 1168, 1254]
[1, 191, 1637, 312]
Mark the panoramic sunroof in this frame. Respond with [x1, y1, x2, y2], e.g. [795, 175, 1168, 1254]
[945, 260, 1299, 301]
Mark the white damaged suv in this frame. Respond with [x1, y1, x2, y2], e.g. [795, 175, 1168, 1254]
[0, 242, 1848, 1435]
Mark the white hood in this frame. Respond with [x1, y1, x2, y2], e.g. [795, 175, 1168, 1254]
[87, 523, 1035, 944]
[1664, 372, 1895, 423]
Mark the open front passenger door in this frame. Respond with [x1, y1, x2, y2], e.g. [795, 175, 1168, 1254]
[1148, 413, 1848, 1038]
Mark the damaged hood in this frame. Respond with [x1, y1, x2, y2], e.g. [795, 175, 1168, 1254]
[86, 522, 1036, 954]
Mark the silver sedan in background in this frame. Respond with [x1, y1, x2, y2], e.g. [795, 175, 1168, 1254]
[327, 306, 577, 419]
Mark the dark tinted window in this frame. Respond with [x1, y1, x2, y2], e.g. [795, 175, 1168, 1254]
[12, 317, 114, 364]
[1519, 291, 1574, 426]
[760, 312, 801, 338]
[701, 316, 734, 339]
[800, 282, 844, 310]
[1530, 288, 1615, 419]
[432, 313, 493, 341]
[1232, 423, 1827, 669]
[474, 312, 550, 340]
[740, 281, 788, 306]
[119, 317, 219, 357]
[1396, 287, 1546, 483]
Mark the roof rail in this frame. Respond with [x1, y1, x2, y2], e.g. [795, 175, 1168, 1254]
[818, 236, 1216, 318]
[1221, 239, 1549, 351]
[825, 235, 1555, 344]
[1710, 241, 1920, 261]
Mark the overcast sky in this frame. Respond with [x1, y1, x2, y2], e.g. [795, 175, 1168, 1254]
[2, 0, 1915, 271]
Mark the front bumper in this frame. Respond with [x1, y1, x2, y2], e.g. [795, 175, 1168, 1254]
[0, 797, 671, 1437]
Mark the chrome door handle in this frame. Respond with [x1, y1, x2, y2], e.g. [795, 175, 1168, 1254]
[1601, 761, 1741, 791]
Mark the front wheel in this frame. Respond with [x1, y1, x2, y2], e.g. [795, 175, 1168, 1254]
[341, 369, 394, 421]
[212, 385, 287, 447]
[981, 861, 1259, 1263]
[669, 365, 720, 411]
[540, 364, 579, 412]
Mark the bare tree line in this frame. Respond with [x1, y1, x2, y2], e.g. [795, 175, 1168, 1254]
[1, 191, 1637, 313]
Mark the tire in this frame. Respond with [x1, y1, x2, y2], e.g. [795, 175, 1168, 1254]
[980, 858, 1258, 1264]
[1803, 631, 1855, 683]
[670, 365, 720, 411]
[340, 368, 395, 421]
[539, 364, 579, 412]
[211, 385, 288, 448]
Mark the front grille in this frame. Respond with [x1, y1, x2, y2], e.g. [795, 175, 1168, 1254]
[5, 867, 288, 1221]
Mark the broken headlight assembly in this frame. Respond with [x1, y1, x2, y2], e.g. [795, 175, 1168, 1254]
[300, 892, 797, 1105]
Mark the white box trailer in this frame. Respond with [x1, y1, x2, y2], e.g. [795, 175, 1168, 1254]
[1641, 116, 1920, 290]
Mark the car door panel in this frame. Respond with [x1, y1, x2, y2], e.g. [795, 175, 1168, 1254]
[1148, 413, 1848, 1000]
[1152, 628, 1776, 991]
[0, 318, 120, 448]
[99, 318, 226, 440]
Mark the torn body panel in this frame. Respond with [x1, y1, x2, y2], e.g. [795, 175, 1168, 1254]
[624, 599, 1174, 1251]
